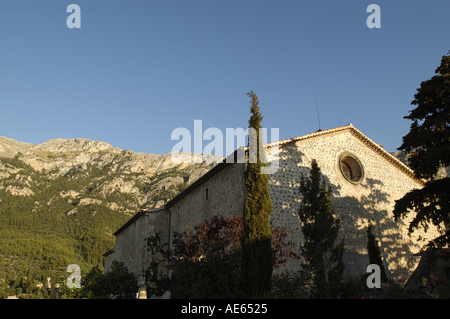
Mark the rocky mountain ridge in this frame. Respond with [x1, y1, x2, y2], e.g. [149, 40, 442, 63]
[0, 136, 223, 290]
[0, 136, 221, 211]
[0, 136, 448, 298]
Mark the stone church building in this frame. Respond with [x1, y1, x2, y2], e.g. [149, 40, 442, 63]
[103, 124, 441, 285]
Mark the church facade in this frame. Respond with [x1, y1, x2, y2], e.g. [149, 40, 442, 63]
[104, 124, 440, 283]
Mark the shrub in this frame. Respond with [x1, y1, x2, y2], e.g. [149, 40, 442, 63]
[144, 232, 169, 297]
[167, 215, 299, 299]
[58, 260, 137, 299]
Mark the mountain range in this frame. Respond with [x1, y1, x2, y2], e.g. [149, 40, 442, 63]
[0, 136, 219, 298]
[1, 135, 446, 298]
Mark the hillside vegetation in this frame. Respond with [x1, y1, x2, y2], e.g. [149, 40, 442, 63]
[0, 137, 218, 298]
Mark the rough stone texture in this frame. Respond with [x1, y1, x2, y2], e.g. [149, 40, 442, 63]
[155, 176, 184, 191]
[0, 136, 220, 212]
[5, 185, 35, 196]
[266, 128, 440, 280]
[59, 190, 80, 199]
[78, 198, 103, 206]
[66, 208, 77, 216]
[100, 177, 140, 195]
[405, 248, 450, 289]
[104, 164, 246, 283]
[105, 211, 154, 276]
[104, 208, 170, 280]
[106, 125, 442, 283]
[166, 163, 246, 236]
[0, 137, 33, 158]
[0, 136, 218, 181]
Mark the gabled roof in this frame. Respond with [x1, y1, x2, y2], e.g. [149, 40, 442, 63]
[102, 249, 114, 257]
[263, 123, 423, 186]
[164, 124, 424, 208]
[165, 161, 232, 209]
[112, 206, 166, 236]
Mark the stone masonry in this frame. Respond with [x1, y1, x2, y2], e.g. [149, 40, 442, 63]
[104, 207, 169, 281]
[105, 124, 442, 283]
[265, 125, 439, 280]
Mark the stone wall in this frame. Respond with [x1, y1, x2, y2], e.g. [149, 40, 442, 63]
[267, 129, 440, 280]
[162, 127, 441, 280]
[405, 248, 450, 288]
[107, 125, 442, 284]
[166, 163, 246, 242]
[105, 208, 170, 281]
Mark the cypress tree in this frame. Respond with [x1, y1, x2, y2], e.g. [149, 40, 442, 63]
[366, 221, 388, 282]
[298, 159, 345, 298]
[241, 91, 273, 296]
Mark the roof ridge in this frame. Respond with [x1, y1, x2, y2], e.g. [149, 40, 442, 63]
[346, 126, 425, 186]
[264, 124, 423, 186]
[241, 123, 422, 186]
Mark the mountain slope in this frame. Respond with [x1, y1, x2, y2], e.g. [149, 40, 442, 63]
[0, 136, 220, 298]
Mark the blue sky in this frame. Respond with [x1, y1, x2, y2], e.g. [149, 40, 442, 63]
[1, 0, 449, 155]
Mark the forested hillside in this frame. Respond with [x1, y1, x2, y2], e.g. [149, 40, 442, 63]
[0, 137, 218, 298]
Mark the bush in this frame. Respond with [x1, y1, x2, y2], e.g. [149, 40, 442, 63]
[257, 271, 309, 299]
[167, 215, 299, 299]
[58, 260, 137, 299]
[168, 216, 245, 299]
[144, 232, 169, 297]
[377, 277, 450, 299]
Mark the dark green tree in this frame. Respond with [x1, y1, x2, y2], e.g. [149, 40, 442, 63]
[393, 53, 450, 248]
[298, 159, 344, 298]
[169, 216, 244, 299]
[144, 232, 169, 298]
[167, 215, 298, 299]
[241, 91, 273, 296]
[366, 221, 388, 282]
[58, 260, 137, 299]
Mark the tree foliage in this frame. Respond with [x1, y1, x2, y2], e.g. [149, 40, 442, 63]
[58, 260, 137, 299]
[241, 91, 274, 296]
[394, 53, 450, 248]
[298, 159, 345, 298]
[398, 54, 450, 179]
[144, 232, 169, 297]
[0, 153, 191, 298]
[167, 215, 299, 299]
[169, 216, 244, 299]
[366, 221, 388, 282]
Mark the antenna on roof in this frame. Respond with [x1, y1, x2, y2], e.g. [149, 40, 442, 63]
[316, 101, 322, 131]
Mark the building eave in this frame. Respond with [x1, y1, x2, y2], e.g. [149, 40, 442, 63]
[102, 249, 115, 257]
[262, 123, 425, 187]
[161, 124, 425, 209]
[112, 207, 166, 237]
[164, 161, 232, 209]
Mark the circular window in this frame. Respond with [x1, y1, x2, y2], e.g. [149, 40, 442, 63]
[339, 154, 364, 183]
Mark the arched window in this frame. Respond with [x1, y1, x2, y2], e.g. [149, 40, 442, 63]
[339, 154, 364, 183]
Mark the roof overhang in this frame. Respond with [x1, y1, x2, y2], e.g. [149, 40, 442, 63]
[112, 207, 166, 236]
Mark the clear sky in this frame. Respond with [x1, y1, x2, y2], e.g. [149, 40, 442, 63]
[1, 0, 449, 155]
